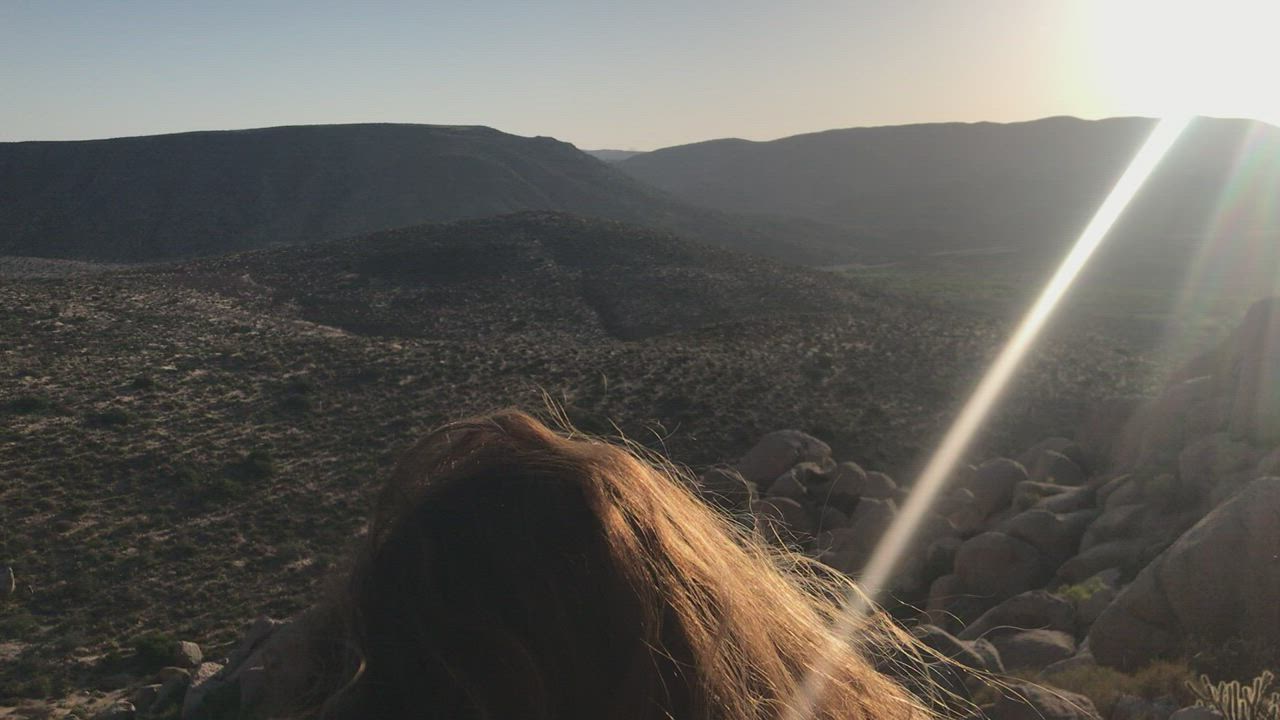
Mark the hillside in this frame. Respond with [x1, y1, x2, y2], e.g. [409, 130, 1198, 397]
[617, 116, 1280, 356]
[0, 124, 857, 265]
[0, 213, 1152, 701]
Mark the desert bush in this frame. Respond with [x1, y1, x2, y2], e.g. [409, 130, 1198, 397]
[6, 394, 52, 414]
[1037, 660, 1196, 716]
[1188, 637, 1280, 682]
[131, 374, 157, 390]
[1059, 574, 1109, 604]
[1188, 671, 1280, 720]
[229, 449, 275, 481]
[84, 407, 134, 427]
[132, 631, 177, 672]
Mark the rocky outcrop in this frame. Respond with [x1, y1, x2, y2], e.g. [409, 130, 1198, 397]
[1089, 476, 1280, 669]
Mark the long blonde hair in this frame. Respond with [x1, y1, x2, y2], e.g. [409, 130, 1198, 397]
[283, 410, 935, 720]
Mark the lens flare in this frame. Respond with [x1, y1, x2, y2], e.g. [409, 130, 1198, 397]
[782, 115, 1191, 720]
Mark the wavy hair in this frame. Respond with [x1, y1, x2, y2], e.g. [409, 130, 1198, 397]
[278, 410, 936, 720]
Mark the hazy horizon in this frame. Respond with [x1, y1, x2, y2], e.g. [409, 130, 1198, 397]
[4, 1, 1277, 150]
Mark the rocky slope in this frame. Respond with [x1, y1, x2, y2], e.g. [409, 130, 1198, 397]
[69, 290, 1280, 720]
[0, 213, 1149, 710]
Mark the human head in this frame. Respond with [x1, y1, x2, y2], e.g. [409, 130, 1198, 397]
[289, 410, 930, 720]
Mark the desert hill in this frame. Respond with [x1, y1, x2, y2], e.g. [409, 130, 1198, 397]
[0, 213, 1149, 702]
[618, 116, 1280, 269]
[0, 123, 857, 265]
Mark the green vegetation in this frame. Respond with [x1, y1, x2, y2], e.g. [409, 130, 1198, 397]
[132, 631, 179, 673]
[1030, 660, 1196, 717]
[1058, 574, 1110, 604]
[1188, 671, 1280, 720]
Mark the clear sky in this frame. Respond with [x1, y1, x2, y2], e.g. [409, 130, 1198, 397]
[2, 1, 1276, 150]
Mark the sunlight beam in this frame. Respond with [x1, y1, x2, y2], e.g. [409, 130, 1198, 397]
[782, 115, 1191, 720]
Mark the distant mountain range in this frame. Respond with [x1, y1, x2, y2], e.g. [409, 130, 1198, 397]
[585, 149, 645, 162]
[6, 118, 1277, 283]
[0, 123, 856, 264]
[617, 116, 1280, 264]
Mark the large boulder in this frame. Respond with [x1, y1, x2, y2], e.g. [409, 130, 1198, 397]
[965, 459, 1028, 518]
[1019, 438, 1089, 475]
[990, 629, 1077, 671]
[959, 590, 1075, 641]
[697, 467, 756, 512]
[1028, 450, 1088, 487]
[1001, 509, 1096, 569]
[1089, 477, 1280, 669]
[1226, 298, 1280, 445]
[821, 498, 897, 576]
[735, 430, 832, 485]
[1176, 433, 1259, 502]
[988, 680, 1100, 720]
[752, 497, 813, 545]
[1056, 540, 1143, 585]
[954, 531, 1044, 599]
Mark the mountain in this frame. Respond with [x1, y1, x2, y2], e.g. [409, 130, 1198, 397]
[586, 149, 646, 162]
[0, 123, 855, 264]
[617, 116, 1280, 265]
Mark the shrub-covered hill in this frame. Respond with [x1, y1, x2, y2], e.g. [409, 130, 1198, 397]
[0, 213, 1151, 700]
[0, 123, 857, 265]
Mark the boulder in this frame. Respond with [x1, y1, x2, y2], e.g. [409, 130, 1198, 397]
[816, 506, 848, 533]
[1001, 509, 1096, 569]
[922, 573, 990, 632]
[1034, 485, 1097, 514]
[752, 497, 813, 544]
[1227, 298, 1280, 445]
[822, 498, 896, 575]
[1029, 450, 1087, 487]
[812, 461, 865, 513]
[990, 629, 1076, 671]
[959, 590, 1075, 641]
[735, 430, 832, 485]
[697, 467, 756, 511]
[766, 469, 808, 502]
[988, 680, 1100, 720]
[911, 624, 989, 671]
[1056, 540, 1142, 585]
[1039, 652, 1098, 682]
[1089, 477, 1280, 669]
[1122, 376, 1220, 469]
[954, 531, 1044, 599]
[173, 640, 203, 669]
[92, 702, 136, 720]
[925, 536, 963, 582]
[1019, 438, 1090, 474]
[181, 662, 226, 718]
[966, 459, 1027, 517]
[1167, 708, 1224, 720]
[1078, 396, 1144, 469]
[1176, 433, 1258, 501]
[1014, 481, 1073, 511]
[862, 471, 898, 500]
[1080, 503, 1146, 552]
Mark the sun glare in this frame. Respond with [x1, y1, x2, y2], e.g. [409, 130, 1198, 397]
[1083, 1, 1280, 125]
[781, 116, 1192, 720]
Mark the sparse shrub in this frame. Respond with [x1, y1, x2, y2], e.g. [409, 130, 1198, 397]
[84, 407, 134, 427]
[1188, 671, 1280, 720]
[1059, 575, 1108, 604]
[279, 393, 313, 413]
[6, 394, 52, 415]
[1188, 636, 1280, 682]
[131, 374, 157, 390]
[0, 610, 39, 637]
[132, 631, 178, 672]
[230, 449, 275, 481]
[1037, 660, 1195, 717]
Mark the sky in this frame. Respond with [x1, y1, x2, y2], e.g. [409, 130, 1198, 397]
[2, 1, 1277, 150]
